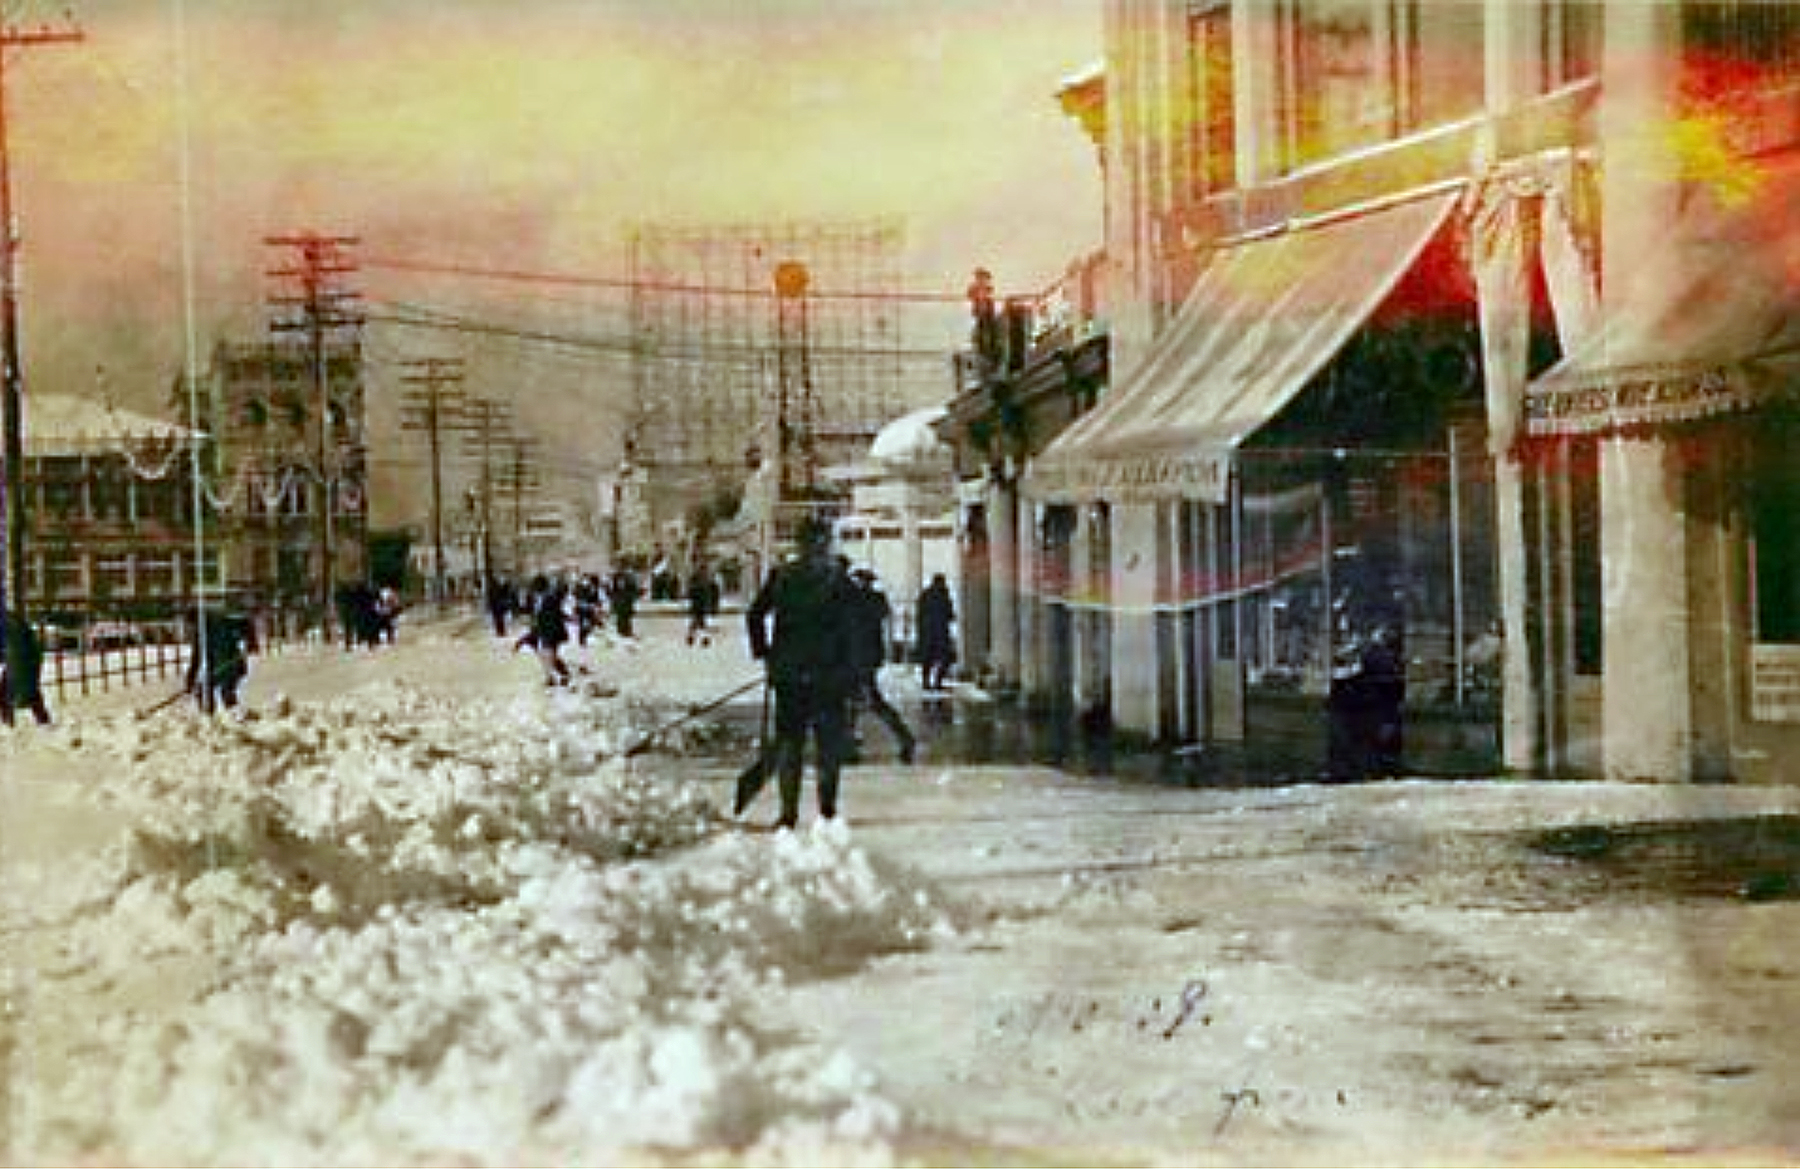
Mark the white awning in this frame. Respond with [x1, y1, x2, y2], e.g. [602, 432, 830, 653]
[1025, 191, 1459, 505]
[1528, 148, 1800, 435]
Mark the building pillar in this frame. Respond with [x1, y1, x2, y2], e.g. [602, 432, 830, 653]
[1019, 502, 1043, 703]
[1596, 0, 1695, 782]
[1473, 189, 1543, 774]
[988, 475, 1020, 689]
[901, 485, 923, 641]
[956, 499, 990, 677]
[1600, 437, 1692, 781]
[1110, 500, 1160, 739]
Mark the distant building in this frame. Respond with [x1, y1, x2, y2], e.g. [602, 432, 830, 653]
[194, 339, 370, 616]
[19, 394, 210, 620]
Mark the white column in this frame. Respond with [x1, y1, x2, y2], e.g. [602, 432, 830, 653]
[988, 477, 1020, 688]
[1110, 501, 1160, 738]
[1600, 437, 1691, 780]
[1472, 191, 1542, 773]
[901, 485, 923, 648]
[1597, 0, 1694, 782]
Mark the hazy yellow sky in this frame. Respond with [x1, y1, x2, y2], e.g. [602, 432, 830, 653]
[8, 0, 1102, 522]
[12, 0, 1102, 411]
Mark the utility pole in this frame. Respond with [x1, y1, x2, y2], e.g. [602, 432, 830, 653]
[266, 232, 361, 637]
[459, 397, 512, 585]
[0, 15, 82, 701]
[493, 434, 541, 579]
[398, 356, 465, 606]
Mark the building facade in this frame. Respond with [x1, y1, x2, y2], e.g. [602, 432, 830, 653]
[959, 1, 1797, 782]
[19, 395, 210, 623]
[198, 340, 370, 618]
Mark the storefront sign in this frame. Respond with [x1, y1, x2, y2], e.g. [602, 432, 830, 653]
[1751, 644, 1800, 723]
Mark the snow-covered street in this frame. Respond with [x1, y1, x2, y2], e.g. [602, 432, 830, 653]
[4, 610, 1799, 1166]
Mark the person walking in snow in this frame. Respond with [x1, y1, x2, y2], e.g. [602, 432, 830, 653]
[186, 605, 259, 714]
[608, 565, 641, 639]
[485, 574, 514, 638]
[574, 574, 603, 646]
[916, 573, 957, 692]
[847, 567, 915, 764]
[686, 561, 719, 646]
[522, 575, 573, 687]
[1, 611, 51, 727]
[745, 515, 860, 829]
[375, 585, 402, 645]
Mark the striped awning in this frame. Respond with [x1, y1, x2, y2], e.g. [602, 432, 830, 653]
[1025, 192, 1458, 505]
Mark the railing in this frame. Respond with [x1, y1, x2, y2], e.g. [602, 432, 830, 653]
[27, 605, 322, 702]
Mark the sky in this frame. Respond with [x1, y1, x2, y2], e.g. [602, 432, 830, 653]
[7, 0, 1103, 524]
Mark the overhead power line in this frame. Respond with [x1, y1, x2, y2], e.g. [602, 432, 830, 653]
[367, 299, 958, 363]
[363, 254, 976, 305]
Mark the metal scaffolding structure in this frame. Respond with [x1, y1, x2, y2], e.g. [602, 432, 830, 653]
[623, 218, 914, 541]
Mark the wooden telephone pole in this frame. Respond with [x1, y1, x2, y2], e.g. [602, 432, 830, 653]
[398, 356, 465, 604]
[494, 434, 541, 579]
[266, 232, 362, 634]
[0, 16, 82, 697]
[458, 397, 512, 585]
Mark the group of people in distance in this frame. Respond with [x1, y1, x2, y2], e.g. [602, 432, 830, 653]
[743, 516, 959, 831]
[335, 582, 404, 650]
[491, 560, 727, 687]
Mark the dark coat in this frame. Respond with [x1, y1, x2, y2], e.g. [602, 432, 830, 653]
[917, 580, 956, 660]
[608, 570, 640, 615]
[532, 590, 569, 647]
[2, 615, 44, 702]
[187, 611, 257, 688]
[688, 572, 719, 619]
[849, 581, 890, 677]
[746, 552, 860, 691]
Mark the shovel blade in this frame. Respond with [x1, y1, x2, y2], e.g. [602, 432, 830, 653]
[732, 756, 770, 816]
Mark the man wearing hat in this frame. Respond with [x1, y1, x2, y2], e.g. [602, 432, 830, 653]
[847, 566, 916, 764]
[744, 514, 861, 829]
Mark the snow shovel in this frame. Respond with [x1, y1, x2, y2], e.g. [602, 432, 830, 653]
[732, 678, 774, 816]
[137, 685, 197, 719]
[612, 675, 763, 760]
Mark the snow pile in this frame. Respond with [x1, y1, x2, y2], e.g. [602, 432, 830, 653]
[22, 681, 956, 1166]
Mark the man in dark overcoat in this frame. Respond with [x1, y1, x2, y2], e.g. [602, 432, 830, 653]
[745, 516, 860, 829]
[1, 611, 51, 727]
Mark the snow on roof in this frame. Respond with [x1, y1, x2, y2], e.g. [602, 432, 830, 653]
[25, 393, 196, 454]
[868, 406, 950, 471]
